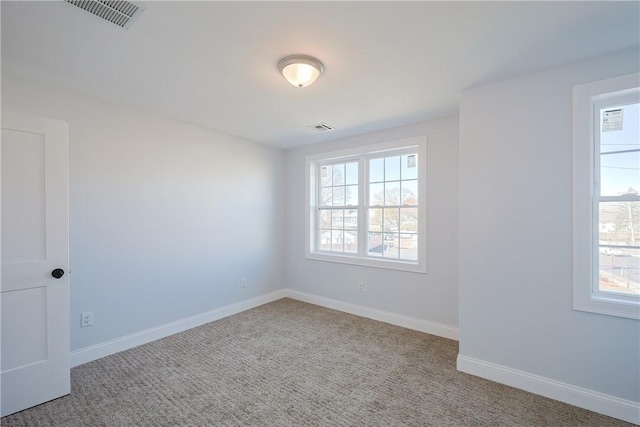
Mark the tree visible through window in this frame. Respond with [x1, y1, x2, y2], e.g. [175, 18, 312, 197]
[367, 154, 419, 261]
[306, 137, 427, 273]
[596, 102, 640, 297]
[318, 161, 359, 254]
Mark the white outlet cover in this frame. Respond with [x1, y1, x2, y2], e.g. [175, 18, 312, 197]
[81, 311, 93, 327]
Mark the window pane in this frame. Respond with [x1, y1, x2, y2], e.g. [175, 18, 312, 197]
[399, 208, 418, 232]
[344, 231, 358, 253]
[401, 180, 418, 205]
[333, 186, 345, 206]
[598, 201, 639, 296]
[346, 185, 358, 206]
[333, 163, 345, 185]
[319, 230, 331, 251]
[383, 208, 399, 232]
[600, 151, 639, 197]
[370, 183, 384, 205]
[331, 230, 344, 252]
[344, 209, 358, 230]
[401, 154, 418, 180]
[320, 187, 332, 206]
[319, 209, 331, 228]
[399, 234, 418, 260]
[385, 181, 400, 205]
[367, 233, 384, 257]
[370, 158, 384, 183]
[320, 165, 332, 186]
[346, 162, 358, 185]
[368, 208, 382, 232]
[332, 209, 343, 229]
[599, 201, 640, 247]
[599, 103, 639, 197]
[600, 103, 639, 154]
[385, 156, 401, 181]
[383, 233, 399, 259]
[598, 245, 639, 296]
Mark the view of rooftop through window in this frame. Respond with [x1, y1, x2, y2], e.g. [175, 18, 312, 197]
[367, 154, 418, 261]
[317, 154, 420, 261]
[318, 161, 359, 254]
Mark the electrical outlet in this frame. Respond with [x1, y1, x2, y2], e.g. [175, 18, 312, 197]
[358, 282, 365, 292]
[81, 311, 93, 327]
[240, 278, 247, 288]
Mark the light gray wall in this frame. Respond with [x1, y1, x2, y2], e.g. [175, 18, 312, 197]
[284, 116, 459, 328]
[2, 76, 286, 352]
[458, 49, 640, 402]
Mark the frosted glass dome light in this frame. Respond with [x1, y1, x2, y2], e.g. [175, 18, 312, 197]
[277, 55, 324, 88]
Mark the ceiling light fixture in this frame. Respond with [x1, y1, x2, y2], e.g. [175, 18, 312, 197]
[277, 54, 324, 88]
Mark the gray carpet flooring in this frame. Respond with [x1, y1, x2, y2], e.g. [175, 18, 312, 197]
[2, 298, 633, 426]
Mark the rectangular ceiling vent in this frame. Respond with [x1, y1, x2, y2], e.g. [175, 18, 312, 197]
[308, 123, 335, 132]
[65, 0, 144, 29]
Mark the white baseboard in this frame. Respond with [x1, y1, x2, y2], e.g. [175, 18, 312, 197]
[69, 289, 636, 424]
[457, 354, 640, 425]
[70, 290, 287, 367]
[70, 289, 457, 368]
[283, 289, 459, 341]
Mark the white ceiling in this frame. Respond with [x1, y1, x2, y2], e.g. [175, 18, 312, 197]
[2, 1, 639, 149]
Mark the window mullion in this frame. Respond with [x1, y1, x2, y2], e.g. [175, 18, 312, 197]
[313, 165, 318, 253]
[592, 103, 601, 295]
[600, 195, 640, 203]
[358, 157, 367, 257]
[315, 164, 322, 253]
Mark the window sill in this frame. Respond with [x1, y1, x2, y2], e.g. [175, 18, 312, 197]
[306, 251, 426, 273]
[573, 293, 640, 320]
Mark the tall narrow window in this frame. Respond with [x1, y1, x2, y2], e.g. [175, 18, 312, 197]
[595, 101, 640, 297]
[306, 137, 427, 273]
[573, 73, 640, 319]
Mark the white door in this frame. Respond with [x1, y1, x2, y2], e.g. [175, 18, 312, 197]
[1, 111, 70, 417]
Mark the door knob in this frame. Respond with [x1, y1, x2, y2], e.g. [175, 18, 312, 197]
[51, 268, 65, 279]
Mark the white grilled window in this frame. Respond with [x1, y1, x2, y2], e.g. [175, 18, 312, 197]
[306, 137, 427, 273]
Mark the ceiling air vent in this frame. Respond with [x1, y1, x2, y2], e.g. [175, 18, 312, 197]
[308, 123, 335, 132]
[65, 0, 144, 29]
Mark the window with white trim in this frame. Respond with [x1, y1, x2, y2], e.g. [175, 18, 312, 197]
[306, 137, 427, 273]
[573, 73, 640, 319]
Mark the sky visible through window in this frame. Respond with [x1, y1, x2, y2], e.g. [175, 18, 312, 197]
[600, 102, 639, 197]
[598, 102, 639, 296]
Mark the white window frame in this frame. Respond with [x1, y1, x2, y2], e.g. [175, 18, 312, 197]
[572, 72, 640, 319]
[305, 136, 427, 273]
